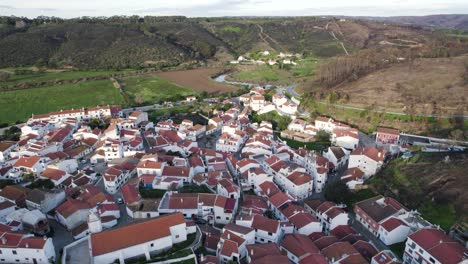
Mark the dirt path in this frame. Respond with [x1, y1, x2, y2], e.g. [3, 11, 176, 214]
[326, 22, 349, 56]
[256, 24, 283, 51]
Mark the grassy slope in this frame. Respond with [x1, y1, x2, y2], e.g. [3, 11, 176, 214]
[369, 152, 468, 230]
[324, 56, 468, 115]
[0, 79, 124, 123]
[122, 74, 195, 105]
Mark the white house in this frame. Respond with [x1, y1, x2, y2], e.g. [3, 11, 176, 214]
[304, 200, 349, 234]
[0, 141, 18, 163]
[403, 228, 467, 264]
[236, 214, 282, 244]
[348, 147, 387, 177]
[0, 231, 56, 264]
[90, 213, 187, 264]
[332, 128, 359, 150]
[323, 146, 349, 170]
[378, 217, 411, 245]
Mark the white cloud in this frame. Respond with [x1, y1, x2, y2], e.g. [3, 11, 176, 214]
[0, 0, 467, 18]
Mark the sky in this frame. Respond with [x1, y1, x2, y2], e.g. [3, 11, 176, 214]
[0, 0, 467, 18]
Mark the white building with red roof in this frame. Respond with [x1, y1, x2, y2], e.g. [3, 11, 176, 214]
[243, 167, 273, 192]
[158, 192, 237, 225]
[0, 230, 55, 264]
[376, 127, 400, 146]
[40, 167, 71, 187]
[217, 178, 240, 199]
[280, 233, 327, 264]
[304, 200, 349, 234]
[103, 162, 136, 194]
[348, 147, 388, 177]
[216, 132, 244, 153]
[332, 128, 360, 150]
[404, 228, 467, 264]
[90, 213, 187, 264]
[236, 214, 282, 244]
[12, 156, 48, 177]
[281, 101, 298, 115]
[378, 217, 411, 245]
[275, 170, 314, 199]
[272, 94, 287, 107]
[0, 141, 18, 163]
[341, 167, 365, 190]
[136, 159, 164, 177]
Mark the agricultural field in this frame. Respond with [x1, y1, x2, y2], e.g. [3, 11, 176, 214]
[0, 79, 124, 124]
[156, 68, 238, 93]
[121, 74, 195, 105]
[0, 69, 128, 87]
[292, 57, 320, 77]
[228, 65, 295, 85]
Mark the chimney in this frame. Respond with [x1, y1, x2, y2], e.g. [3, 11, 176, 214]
[227, 233, 231, 239]
[1, 237, 6, 244]
[25, 243, 29, 248]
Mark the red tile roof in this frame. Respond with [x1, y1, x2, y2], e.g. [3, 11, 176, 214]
[162, 166, 190, 178]
[220, 239, 239, 257]
[13, 156, 41, 168]
[321, 241, 362, 262]
[409, 228, 467, 264]
[281, 234, 319, 258]
[376, 127, 400, 135]
[380, 217, 407, 232]
[289, 212, 318, 229]
[121, 184, 140, 205]
[351, 147, 387, 162]
[91, 213, 185, 256]
[41, 167, 67, 181]
[252, 215, 279, 234]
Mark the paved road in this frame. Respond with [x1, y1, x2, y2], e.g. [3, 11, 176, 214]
[359, 132, 376, 148]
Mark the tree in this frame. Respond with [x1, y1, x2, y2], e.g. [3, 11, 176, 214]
[315, 130, 331, 143]
[324, 181, 352, 204]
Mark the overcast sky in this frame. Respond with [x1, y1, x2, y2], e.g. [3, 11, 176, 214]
[1, 0, 467, 18]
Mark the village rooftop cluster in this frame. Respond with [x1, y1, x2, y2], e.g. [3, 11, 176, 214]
[0, 86, 466, 264]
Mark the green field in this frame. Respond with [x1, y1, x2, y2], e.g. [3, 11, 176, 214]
[0, 69, 128, 86]
[293, 58, 319, 77]
[223, 26, 241, 32]
[122, 75, 195, 105]
[231, 66, 281, 83]
[0, 79, 124, 124]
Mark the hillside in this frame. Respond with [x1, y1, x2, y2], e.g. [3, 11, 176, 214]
[370, 152, 468, 229]
[358, 14, 468, 31]
[0, 16, 462, 69]
[322, 56, 468, 115]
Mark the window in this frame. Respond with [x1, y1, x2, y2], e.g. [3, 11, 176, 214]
[429, 257, 435, 263]
[150, 243, 154, 247]
[268, 232, 272, 236]
[176, 235, 179, 239]
[419, 249, 423, 254]
[12, 251, 17, 255]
